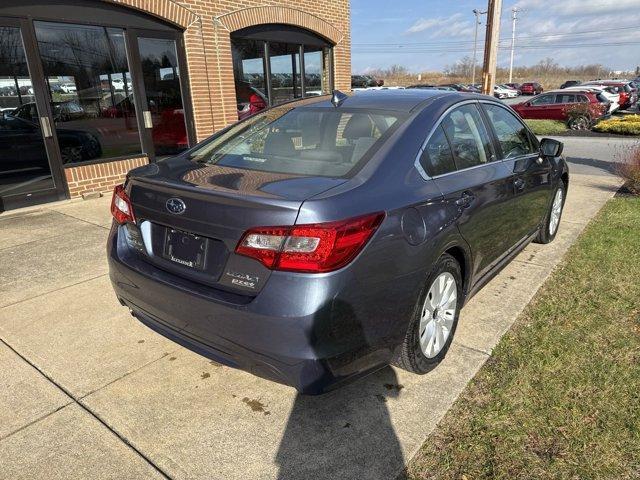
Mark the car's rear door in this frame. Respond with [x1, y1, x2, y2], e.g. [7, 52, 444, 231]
[481, 102, 552, 242]
[421, 101, 516, 281]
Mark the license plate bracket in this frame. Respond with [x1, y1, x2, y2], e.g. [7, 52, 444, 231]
[162, 228, 208, 270]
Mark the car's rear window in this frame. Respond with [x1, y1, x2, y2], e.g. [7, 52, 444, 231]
[189, 105, 402, 178]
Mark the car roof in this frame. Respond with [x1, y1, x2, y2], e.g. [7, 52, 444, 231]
[295, 89, 457, 113]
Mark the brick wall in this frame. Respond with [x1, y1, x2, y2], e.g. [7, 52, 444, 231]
[65, 157, 149, 198]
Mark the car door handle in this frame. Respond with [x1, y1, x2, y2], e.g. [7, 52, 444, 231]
[514, 178, 526, 191]
[455, 192, 475, 208]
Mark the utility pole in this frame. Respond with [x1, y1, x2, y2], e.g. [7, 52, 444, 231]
[472, 9, 487, 85]
[508, 7, 519, 83]
[481, 0, 503, 95]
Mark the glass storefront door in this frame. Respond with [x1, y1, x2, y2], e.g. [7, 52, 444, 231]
[0, 19, 66, 211]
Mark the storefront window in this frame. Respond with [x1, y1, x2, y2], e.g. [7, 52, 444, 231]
[269, 42, 302, 104]
[231, 27, 332, 118]
[303, 46, 324, 96]
[34, 22, 142, 164]
[137, 37, 188, 156]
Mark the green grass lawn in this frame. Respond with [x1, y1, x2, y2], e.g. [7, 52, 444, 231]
[525, 119, 569, 136]
[406, 197, 640, 480]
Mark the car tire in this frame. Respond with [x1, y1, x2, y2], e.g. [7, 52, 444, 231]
[535, 181, 566, 244]
[393, 253, 462, 374]
[568, 116, 590, 130]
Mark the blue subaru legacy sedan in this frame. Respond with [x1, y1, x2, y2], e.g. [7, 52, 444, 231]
[108, 90, 568, 394]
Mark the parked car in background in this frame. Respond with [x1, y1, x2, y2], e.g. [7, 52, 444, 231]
[12, 101, 85, 123]
[351, 75, 380, 89]
[494, 84, 518, 99]
[520, 82, 543, 95]
[504, 83, 521, 93]
[512, 89, 610, 129]
[563, 85, 620, 113]
[440, 84, 477, 93]
[108, 90, 568, 394]
[406, 84, 454, 91]
[560, 80, 581, 89]
[59, 83, 77, 94]
[583, 81, 636, 110]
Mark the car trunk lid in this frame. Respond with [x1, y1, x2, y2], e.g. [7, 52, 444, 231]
[125, 160, 346, 292]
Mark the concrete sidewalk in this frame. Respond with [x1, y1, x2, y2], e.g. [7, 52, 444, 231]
[0, 146, 623, 479]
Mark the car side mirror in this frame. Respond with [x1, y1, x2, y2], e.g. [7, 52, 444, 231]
[540, 138, 563, 158]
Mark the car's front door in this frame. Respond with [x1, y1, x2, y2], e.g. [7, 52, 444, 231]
[525, 93, 556, 119]
[481, 102, 553, 242]
[422, 102, 516, 281]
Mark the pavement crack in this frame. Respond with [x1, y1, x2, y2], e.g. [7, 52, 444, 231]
[0, 337, 173, 480]
[0, 401, 73, 442]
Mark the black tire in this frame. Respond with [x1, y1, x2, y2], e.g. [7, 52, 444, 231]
[535, 181, 566, 244]
[393, 253, 463, 374]
[568, 116, 590, 130]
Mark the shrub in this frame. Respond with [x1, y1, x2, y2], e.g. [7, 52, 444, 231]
[566, 103, 593, 130]
[594, 118, 640, 136]
[616, 144, 640, 194]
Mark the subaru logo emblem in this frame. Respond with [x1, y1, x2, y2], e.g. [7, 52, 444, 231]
[166, 198, 186, 215]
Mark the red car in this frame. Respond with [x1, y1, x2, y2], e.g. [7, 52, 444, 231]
[512, 90, 610, 128]
[520, 82, 543, 95]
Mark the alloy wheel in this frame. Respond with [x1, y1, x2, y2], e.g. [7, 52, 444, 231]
[549, 188, 563, 235]
[419, 272, 457, 358]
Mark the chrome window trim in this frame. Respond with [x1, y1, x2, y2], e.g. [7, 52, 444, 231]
[414, 99, 503, 181]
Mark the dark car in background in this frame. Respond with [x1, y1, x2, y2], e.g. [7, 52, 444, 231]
[440, 84, 479, 93]
[351, 75, 382, 88]
[520, 82, 544, 95]
[512, 89, 610, 129]
[560, 80, 581, 89]
[108, 90, 568, 394]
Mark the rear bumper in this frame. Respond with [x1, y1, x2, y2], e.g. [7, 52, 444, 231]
[107, 224, 411, 394]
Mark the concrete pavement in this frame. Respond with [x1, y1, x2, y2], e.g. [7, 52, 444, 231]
[0, 138, 624, 479]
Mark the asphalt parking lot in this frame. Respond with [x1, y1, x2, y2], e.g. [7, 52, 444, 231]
[0, 136, 626, 479]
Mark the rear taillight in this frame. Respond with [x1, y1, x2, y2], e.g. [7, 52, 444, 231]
[236, 212, 385, 273]
[110, 184, 135, 224]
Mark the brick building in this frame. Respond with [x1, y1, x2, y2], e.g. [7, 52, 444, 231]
[0, 0, 350, 211]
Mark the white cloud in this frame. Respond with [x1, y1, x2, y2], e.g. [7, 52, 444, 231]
[405, 13, 473, 38]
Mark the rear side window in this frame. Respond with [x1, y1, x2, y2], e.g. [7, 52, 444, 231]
[596, 93, 609, 103]
[440, 104, 495, 170]
[482, 104, 535, 158]
[555, 94, 576, 104]
[420, 125, 456, 176]
[188, 107, 400, 177]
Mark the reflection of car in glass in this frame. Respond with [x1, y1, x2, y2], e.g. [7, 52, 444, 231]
[12, 101, 85, 123]
[60, 83, 77, 94]
[111, 78, 125, 91]
[101, 96, 136, 118]
[0, 114, 101, 165]
[151, 108, 188, 155]
[108, 90, 568, 394]
[236, 82, 267, 120]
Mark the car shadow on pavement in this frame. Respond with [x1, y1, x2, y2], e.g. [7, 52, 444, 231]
[567, 156, 621, 175]
[274, 300, 406, 480]
[274, 367, 404, 480]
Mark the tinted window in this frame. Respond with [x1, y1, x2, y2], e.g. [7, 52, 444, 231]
[420, 125, 456, 176]
[189, 106, 400, 177]
[577, 95, 589, 103]
[441, 104, 495, 170]
[530, 94, 555, 106]
[555, 94, 576, 104]
[483, 104, 535, 158]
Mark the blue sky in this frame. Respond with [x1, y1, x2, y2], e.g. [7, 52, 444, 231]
[350, 0, 640, 73]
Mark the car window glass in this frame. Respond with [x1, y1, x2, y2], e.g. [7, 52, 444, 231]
[530, 94, 555, 106]
[577, 95, 589, 103]
[483, 104, 535, 158]
[440, 104, 495, 170]
[420, 125, 456, 176]
[555, 94, 576, 104]
[189, 107, 400, 178]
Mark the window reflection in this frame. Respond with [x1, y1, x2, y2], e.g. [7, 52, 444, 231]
[34, 22, 141, 163]
[137, 37, 188, 156]
[0, 26, 55, 197]
[269, 42, 302, 104]
[303, 47, 324, 96]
